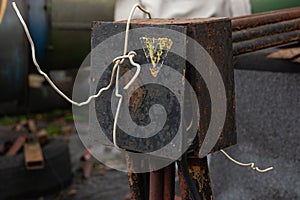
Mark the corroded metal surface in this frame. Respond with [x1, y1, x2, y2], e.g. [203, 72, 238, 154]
[232, 18, 300, 43]
[177, 156, 213, 200]
[92, 18, 236, 200]
[232, 7, 300, 31]
[163, 163, 175, 200]
[187, 157, 212, 200]
[177, 164, 189, 200]
[91, 18, 236, 155]
[92, 23, 187, 157]
[232, 7, 300, 56]
[128, 171, 149, 200]
[233, 31, 300, 56]
[184, 19, 236, 154]
[149, 169, 163, 200]
[127, 154, 149, 200]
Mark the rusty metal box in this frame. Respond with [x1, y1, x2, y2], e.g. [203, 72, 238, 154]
[90, 18, 236, 158]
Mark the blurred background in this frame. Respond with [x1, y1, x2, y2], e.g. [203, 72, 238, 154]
[0, 0, 299, 199]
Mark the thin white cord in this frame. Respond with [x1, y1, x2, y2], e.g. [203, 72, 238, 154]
[123, 4, 151, 56]
[220, 149, 274, 173]
[12, 2, 142, 107]
[113, 4, 151, 148]
[12, 1, 151, 148]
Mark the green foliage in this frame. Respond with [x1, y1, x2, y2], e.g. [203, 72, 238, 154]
[0, 109, 73, 126]
[45, 126, 64, 136]
[0, 115, 27, 125]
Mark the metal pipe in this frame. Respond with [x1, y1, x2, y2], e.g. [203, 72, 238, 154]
[233, 30, 300, 56]
[150, 170, 164, 200]
[126, 154, 149, 200]
[232, 7, 300, 56]
[128, 171, 150, 200]
[163, 163, 175, 200]
[232, 7, 300, 31]
[233, 18, 300, 43]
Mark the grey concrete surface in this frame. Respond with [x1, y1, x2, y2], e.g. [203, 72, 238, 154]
[210, 67, 300, 199]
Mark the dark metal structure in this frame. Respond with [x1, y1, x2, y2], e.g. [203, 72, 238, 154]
[92, 17, 236, 199]
[232, 7, 300, 56]
[92, 7, 299, 200]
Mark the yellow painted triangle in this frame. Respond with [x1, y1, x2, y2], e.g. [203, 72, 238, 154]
[140, 37, 173, 77]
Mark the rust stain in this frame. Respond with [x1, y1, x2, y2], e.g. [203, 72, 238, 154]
[129, 87, 144, 113]
[189, 166, 206, 193]
[123, 66, 144, 113]
[128, 171, 134, 186]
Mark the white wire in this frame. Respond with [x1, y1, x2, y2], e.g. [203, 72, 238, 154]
[220, 149, 274, 173]
[123, 4, 151, 56]
[13, 2, 117, 107]
[113, 4, 151, 148]
[12, 2, 147, 106]
[12, 1, 151, 148]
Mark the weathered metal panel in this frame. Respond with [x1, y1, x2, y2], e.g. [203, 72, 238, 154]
[91, 21, 187, 159]
[91, 18, 236, 157]
[183, 18, 236, 154]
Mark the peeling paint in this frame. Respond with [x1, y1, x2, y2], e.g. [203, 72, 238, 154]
[140, 37, 173, 77]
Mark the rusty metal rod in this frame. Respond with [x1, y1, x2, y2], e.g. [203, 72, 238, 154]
[126, 154, 149, 200]
[232, 7, 300, 31]
[128, 171, 149, 200]
[177, 156, 213, 200]
[233, 30, 300, 56]
[231, 7, 300, 56]
[177, 163, 190, 200]
[150, 169, 164, 200]
[189, 157, 213, 200]
[233, 18, 300, 43]
[163, 163, 175, 200]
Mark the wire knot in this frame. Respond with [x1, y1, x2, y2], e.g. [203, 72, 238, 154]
[113, 51, 137, 65]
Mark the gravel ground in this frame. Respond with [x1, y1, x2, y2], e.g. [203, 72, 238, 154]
[210, 50, 300, 200]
